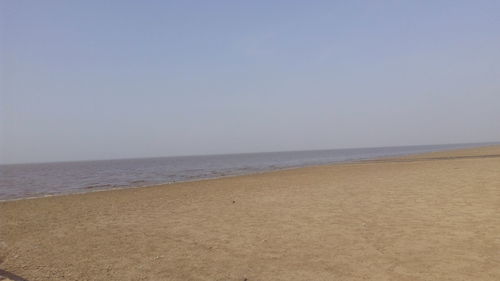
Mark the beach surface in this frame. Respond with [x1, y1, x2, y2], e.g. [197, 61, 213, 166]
[1, 146, 499, 281]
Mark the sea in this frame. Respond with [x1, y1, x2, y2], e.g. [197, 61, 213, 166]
[0, 143, 494, 201]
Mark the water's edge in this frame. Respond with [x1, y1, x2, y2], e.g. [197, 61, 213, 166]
[1, 142, 497, 202]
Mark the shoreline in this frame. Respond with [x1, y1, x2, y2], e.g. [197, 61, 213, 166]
[1, 143, 497, 203]
[1, 145, 500, 281]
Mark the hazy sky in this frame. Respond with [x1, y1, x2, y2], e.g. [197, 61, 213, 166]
[1, 1, 499, 164]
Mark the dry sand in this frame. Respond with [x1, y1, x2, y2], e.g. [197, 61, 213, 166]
[1, 146, 499, 281]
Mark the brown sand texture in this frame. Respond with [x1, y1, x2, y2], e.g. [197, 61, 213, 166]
[1, 146, 499, 281]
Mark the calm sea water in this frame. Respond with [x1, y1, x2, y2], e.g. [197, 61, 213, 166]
[0, 143, 493, 200]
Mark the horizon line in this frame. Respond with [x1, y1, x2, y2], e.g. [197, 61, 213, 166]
[2, 141, 499, 166]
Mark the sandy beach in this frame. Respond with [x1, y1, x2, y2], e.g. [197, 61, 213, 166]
[1, 146, 499, 281]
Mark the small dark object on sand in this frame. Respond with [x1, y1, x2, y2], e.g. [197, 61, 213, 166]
[232, 200, 236, 204]
[0, 269, 30, 281]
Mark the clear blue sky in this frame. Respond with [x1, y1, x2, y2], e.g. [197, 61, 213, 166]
[1, 0, 500, 164]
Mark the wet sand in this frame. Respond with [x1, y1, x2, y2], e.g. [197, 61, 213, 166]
[1, 146, 499, 281]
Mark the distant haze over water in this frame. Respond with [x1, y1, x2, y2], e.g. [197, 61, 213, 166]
[0, 143, 496, 201]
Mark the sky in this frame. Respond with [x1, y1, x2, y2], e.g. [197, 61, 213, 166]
[1, 0, 500, 164]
